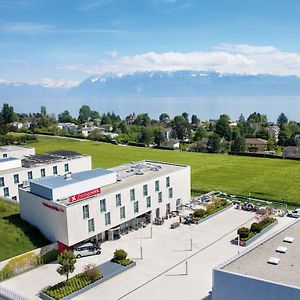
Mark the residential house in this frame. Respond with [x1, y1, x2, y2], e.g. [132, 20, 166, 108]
[282, 146, 300, 159]
[245, 138, 268, 152]
[125, 113, 136, 125]
[160, 138, 180, 149]
[267, 125, 280, 142]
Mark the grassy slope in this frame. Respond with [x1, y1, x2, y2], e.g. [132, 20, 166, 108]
[0, 199, 49, 261]
[32, 136, 300, 204]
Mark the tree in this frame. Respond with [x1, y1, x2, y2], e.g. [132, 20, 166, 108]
[134, 113, 151, 127]
[56, 250, 76, 282]
[78, 105, 91, 123]
[40, 106, 47, 116]
[278, 130, 288, 146]
[277, 113, 288, 125]
[159, 113, 170, 123]
[172, 115, 191, 140]
[191, 114, 200, 125]
[255, 127, 269, 140]
[215, 114, 231, 141]
[138, 127, 154, 145]
[231, 136, 245, 153]
[101, 113, 112, 125]
[58, 110, 73, 123]
[194, 127, 207, 141]
[90, 110, 100, 121]
[1, 103, 17, 124]
[207, 133, 221, 153]
[182, 112, 189, 123]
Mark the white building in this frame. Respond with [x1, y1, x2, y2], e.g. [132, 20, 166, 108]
[19, 161, 190, 252]
[212, 220, 300, 300]
[0, 150, 91, 201]
[0, 145, 35, 159]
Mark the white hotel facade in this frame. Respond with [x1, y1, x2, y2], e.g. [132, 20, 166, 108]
[19, 161, 190, 251]
[0, 146, 91, 201]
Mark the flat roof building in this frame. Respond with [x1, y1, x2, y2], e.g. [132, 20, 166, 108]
[19, 161, 190, 251]
[0, 150, 91, 201]
[0, 145, 35, 159]
[212, 219, 300, 300]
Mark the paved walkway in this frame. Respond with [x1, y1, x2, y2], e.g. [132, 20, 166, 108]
[0, 208, 293, 300]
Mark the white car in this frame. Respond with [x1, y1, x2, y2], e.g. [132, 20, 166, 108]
[287, 208, 300, 218]
[73, 242, 101, 258]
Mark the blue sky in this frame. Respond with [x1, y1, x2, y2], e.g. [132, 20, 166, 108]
[1, 0, 300, 87]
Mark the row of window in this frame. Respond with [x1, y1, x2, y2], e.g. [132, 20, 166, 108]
[83, 190, 172, 222]
[0, 164, 70, 187]
[87, 200, 173, 233]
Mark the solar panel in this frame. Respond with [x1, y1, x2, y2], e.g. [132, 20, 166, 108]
[268, 257, 280, 265]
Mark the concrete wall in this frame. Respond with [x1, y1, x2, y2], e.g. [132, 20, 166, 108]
[212, 268, 300, 300]
[0, 146, 35, 159]
[19, 189, 69, 243]
[0, 155, 91, 201]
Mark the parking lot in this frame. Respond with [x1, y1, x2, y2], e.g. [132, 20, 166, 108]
[0, 207, 294, 300]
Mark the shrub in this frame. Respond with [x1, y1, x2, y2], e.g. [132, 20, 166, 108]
[193, 209, 206, 218]
[113, 249, 127, 262]
[83, 263, 102, 281]
[250, 222, 262, 234]
[41, 249, 59, 264]
[237, 227, 250, 239]
[0, 265, 13, 280]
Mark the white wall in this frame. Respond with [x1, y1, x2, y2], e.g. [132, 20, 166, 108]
[0, 155, 92, 201]
[0, 147, 35, 159]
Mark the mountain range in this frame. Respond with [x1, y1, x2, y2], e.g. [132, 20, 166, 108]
[1, 71, 300, 119]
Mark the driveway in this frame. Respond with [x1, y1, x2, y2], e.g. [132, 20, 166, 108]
[0, 207, 293, 300]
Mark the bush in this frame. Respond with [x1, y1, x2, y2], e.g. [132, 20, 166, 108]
[112, 249, 127, 261]
[41, 249, 59, 264]
[193, 209, 206, 218]
[250, 222, 262, 234]
[0, 265, 13, 280]
[83, 263, 102, 281]
[237, 227, 250, 239]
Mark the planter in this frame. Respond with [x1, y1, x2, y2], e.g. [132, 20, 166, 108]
[194, 204, 232, 225]
[233, 219, 278, 247]
[40, 261, 136, 300]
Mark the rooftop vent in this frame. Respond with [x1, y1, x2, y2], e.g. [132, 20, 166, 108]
[268, 257, 280, 265]
[276, 246, 288, 253]
[283, 236, 294, 243]
[64, 172, 72, 180]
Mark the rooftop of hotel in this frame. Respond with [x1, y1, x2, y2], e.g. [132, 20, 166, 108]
[221, 219, 300, 288]
[25, 160, 188, 205]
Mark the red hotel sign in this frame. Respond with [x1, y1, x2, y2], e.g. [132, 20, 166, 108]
[69, 188, 101, 203]
[43, 202, 64, 212]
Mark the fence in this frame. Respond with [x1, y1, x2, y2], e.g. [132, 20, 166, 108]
[0, 286, 28, 300]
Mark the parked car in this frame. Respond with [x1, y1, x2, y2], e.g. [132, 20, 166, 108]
[73, 242, 101, 258]
[287, 208, 300, 218]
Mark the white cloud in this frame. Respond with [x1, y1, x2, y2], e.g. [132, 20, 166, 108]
[0, 78, 79, 88]
[0, 22, 54, 35]
[79, 0, 114, 11]
[57, 44, 300, 77]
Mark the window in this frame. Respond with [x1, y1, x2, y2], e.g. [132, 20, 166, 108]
[176, 198, 181, 209]
[64, 163, 69, 173]
[83, 205, 89, 219]
[88, 219, 95, 232]
[12, 196, 17, 201]
[116, 193, 122, 207]
[146, 196, 151, 208]
[3, 154, 7, 158]
[27, 171, 33, 180]
[155, 180, 160, 192]
[158, 192, 162, 203]
[166, 176, 170, 188]
[130, 189, 135, 201]
[3, 187, 9, 197]
[100, 199, 106, 212]
[166, 203, 171, 213]
[0, 177, 4, 187]
[40, 168, 46, 177]
[143, 184, 148, 196]
[134, 201, 139, 213]
[53, 166, 58, 175]
[169, 188, 173, 198]
[120, 206, 126, 219]
[13, 174, 19, 184]
[105, 212, 111, 225]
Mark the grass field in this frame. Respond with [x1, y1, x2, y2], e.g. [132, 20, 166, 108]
[0, 199, 49, 261]
[31, 136, 300, 204]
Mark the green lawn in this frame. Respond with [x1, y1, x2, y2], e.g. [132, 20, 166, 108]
[32, 136, 300, 204]
[0, 199, 49, 261]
